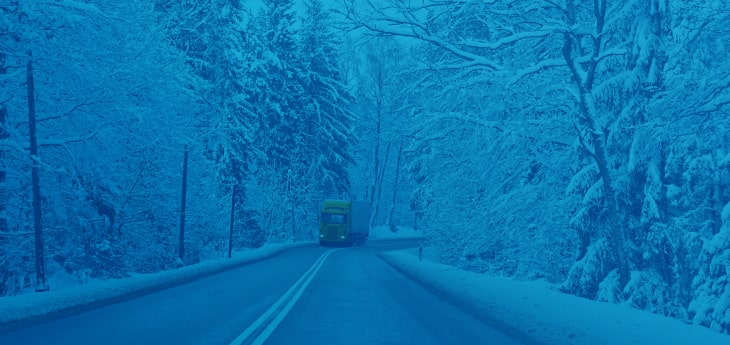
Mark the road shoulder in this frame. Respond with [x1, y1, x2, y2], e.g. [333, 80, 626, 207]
[378, 248, 729, 345]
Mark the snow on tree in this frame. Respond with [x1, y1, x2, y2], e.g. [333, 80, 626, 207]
[346, 36, 414, 228]
[346, 0, 730, 333]
[0, 0, 204, 293]
[345, 0, 577, 281]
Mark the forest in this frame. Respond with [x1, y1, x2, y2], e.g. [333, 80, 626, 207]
[1, 0, 729, 335]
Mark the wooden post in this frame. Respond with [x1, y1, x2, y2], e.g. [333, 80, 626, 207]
[228, 184, 236, 258]
[179, 145, 188, 262]
[291, 200, 296, 241]
[0, 51, 8, 234]
[27, 57, 48, 291]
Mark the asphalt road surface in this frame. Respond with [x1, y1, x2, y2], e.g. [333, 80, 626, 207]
[0, 239, 523, 345]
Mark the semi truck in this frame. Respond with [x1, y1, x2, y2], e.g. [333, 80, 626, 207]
[319, 199, 370, 246]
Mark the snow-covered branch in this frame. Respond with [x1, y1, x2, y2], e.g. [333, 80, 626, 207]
[509, 58, 566, 84]
[0, 139, 27, 154]
[38, 130, 99, 147]
[358, 17, 504, 71]
[455, 28, 558, 50]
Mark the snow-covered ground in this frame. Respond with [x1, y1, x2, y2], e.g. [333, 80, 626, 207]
[2, 237, 728, 344]
[0, 242, 312, 328]
[379, 248, 730, 345]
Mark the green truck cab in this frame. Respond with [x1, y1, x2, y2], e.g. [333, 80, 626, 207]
[319, 199, 370, 246]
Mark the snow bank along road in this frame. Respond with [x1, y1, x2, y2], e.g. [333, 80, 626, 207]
[0, 242, 313, 331]
[0, 239, 521, 345]
[379, 249, 730, 345]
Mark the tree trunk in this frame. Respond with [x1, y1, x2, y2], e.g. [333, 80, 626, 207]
[372, 141, 391, 227]
[387, 144, 402, 231]
[569, 92, 632, 290]
[179, 145, 188, 262]
[561, 0, 629, 288]
[658, 143, 669, 222]
[370, 66, 384, 226]
[27, 57, 48, 292]
[712, 151, 722, 235]
[578, 91, 630, 288]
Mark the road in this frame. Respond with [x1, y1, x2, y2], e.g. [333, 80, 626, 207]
[0, 239, 522, 345]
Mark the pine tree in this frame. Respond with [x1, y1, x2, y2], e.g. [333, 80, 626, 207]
[247, 0, 302, 180]
[298, 0, 355, 197]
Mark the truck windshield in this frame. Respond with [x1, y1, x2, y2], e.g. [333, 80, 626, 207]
[321, 213, 347, 224]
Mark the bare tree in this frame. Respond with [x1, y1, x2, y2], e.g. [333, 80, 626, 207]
[343, 0, 632, 284]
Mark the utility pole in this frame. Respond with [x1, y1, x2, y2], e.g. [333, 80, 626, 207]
[228, 184, 236, 258]
[0, 51, 8, 239]
[286, 168, 295, 241]
[179, 145, 188, 263]
[27, 56, 48, 291]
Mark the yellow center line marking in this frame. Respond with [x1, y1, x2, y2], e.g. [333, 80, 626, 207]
[229, 249, 340, 345]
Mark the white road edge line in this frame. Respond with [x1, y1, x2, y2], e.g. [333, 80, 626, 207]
[229, 249, 339, 345]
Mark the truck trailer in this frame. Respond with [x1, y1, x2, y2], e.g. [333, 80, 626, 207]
[319, 199, 370, 246]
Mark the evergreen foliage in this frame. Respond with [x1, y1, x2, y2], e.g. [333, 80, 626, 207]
[0, 0, 356, 293]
